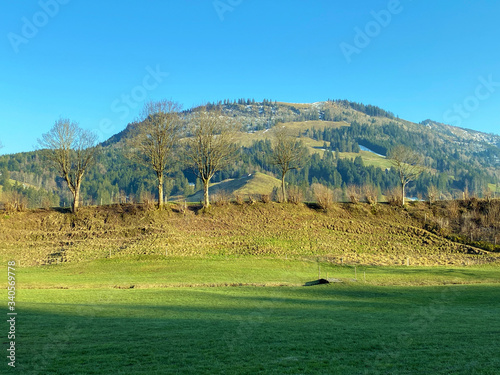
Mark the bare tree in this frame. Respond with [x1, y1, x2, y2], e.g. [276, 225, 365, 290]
[38, 118, 98, 212]
[426, 185, 439, 207]
[185, 107, 240, 208]
[388, 145, 424, 206]
[270, 126, 308, 203]
[128, 100, 182, 209]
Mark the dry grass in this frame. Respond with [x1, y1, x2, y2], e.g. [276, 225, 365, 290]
[1, 201, 498, 268]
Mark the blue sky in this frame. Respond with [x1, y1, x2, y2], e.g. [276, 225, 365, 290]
[1, 0, 500, 155]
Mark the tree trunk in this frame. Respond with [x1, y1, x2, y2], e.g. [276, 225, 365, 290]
[72, 186, 80, 213]
[203, 179, 210, 208]
[281, 174, 287, 203]
[158, 174, 164, 209]
[401, 182, 405, 206]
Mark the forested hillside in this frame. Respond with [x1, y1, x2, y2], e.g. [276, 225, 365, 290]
[1, 99, 499, 209]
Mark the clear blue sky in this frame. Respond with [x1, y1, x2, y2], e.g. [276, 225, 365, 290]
[1, 0, 499, 155]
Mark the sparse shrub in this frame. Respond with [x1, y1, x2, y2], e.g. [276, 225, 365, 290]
[332, 187, 343, 202]
[41, 196, 52, 210]
[346, 185, 361, 204]
[312, 183, 333, 210]
[271, 186, 280, 202]
[426, 185, 439, 207]
[436, 216, 449, 234]
[140, 191, 156, 209]
[247, 194, 257, 205]
[234, 194, 244, 205]
[119, 190, 128, 204]
[386, 187, 402, 206]
[370, 203, 381, 215]
[260, 194, 271, 203]
[462, 186, 470, 201]
[362, 184, 378, 205]
[212, 190, 231, 206]
[271, 185, 289, 203]
[3, 191, 28, 212]
[447, 199, 460, 220]
[287, 186, 303, 205]
[461, 213, 477, 241]
[483, 188, 492, 202]
[178, 200, 188, 214]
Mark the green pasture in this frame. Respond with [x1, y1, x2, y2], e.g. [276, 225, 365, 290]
[4, 258, 500, 374]
[11, 257, 500, 289]
[9, 283, 500, 374]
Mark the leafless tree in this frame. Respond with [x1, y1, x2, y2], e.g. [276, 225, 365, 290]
[270, 126, 308, 203]
[128, 100, 182, 209]
[38, 118, 98, 212]
[185, 107, 240, 208]
[426, 185, 439, 207]
[388, 145, 424, 206]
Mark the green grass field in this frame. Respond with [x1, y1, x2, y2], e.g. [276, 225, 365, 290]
[13, 257, 500, 289]
[5, 257, 500, 374]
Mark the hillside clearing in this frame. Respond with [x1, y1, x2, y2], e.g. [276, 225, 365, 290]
[186, 172, 281, 202]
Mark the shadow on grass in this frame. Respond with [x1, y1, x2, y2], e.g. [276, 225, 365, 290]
[14, 284, 500, 374]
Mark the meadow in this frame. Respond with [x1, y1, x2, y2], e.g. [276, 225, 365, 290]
[4, 257, 500, 374]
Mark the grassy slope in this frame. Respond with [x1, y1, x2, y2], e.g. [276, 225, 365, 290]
[1, 202, 498, 268]
[187, 172, 281, 202]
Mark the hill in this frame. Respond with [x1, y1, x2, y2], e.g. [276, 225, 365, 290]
[186, 172, 281, 202]
[1, 201, 498, 268]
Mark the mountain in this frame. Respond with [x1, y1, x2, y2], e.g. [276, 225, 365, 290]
[421, 119, 500, 149]
[102, 100, 500, 169]
[1, 99, 499, 210]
